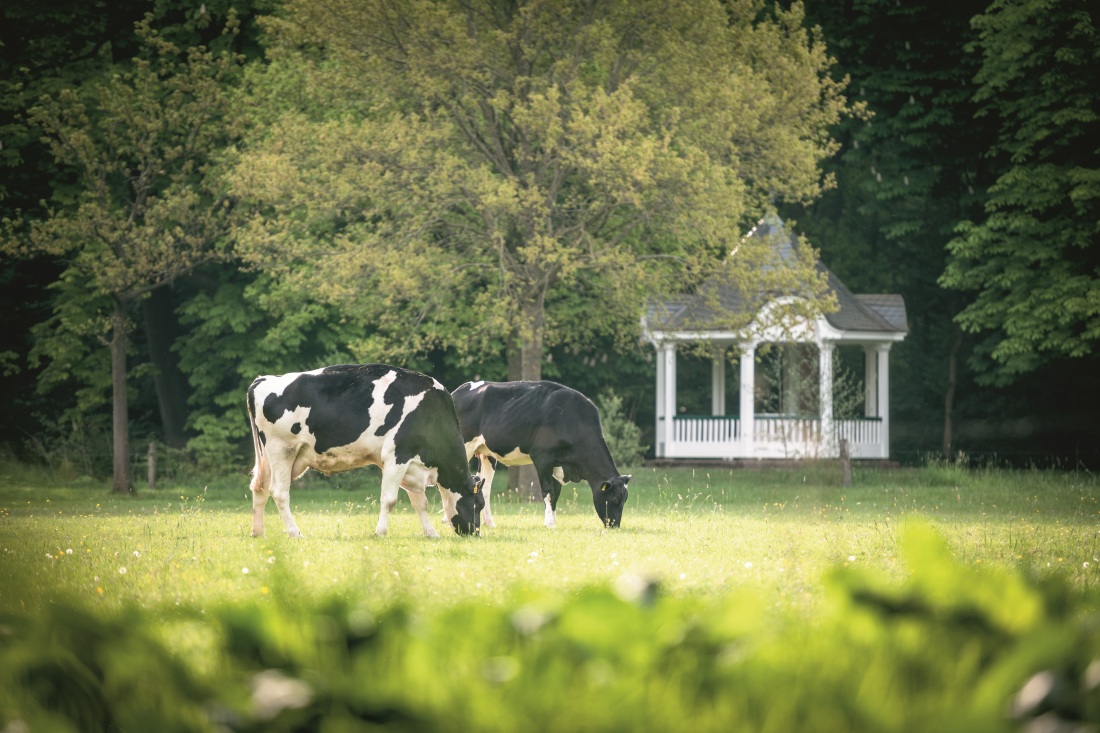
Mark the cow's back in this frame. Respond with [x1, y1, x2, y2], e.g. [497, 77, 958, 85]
[251, 364, 458, 476]
[454, 380, 601, 451]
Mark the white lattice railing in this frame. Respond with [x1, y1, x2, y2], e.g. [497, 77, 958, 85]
[664, 415, 886, 459]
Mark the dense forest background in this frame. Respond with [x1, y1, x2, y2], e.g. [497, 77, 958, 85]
[2, 0, 1097, 480]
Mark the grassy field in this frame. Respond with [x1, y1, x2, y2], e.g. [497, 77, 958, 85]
[2, 460, 1100, 732]
[1, 460, 1097, 616]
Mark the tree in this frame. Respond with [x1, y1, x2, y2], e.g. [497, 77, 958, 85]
[5, 17, 243, 492]
[232, 0, 851, 383]
[941, 0, 1100, 384]
[794, 0, 992, 457]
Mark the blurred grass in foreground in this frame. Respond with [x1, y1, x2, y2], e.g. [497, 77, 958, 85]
[1, 523, 1098, 732]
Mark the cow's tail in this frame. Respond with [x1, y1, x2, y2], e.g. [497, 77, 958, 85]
[247, 391, 270, 494]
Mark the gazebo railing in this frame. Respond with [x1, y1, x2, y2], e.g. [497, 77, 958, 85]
[673, 414, 741, 442]
[667, 415, 885, 459]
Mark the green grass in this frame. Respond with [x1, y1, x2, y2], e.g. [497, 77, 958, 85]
[3, 461, 1100, 732]
[1, 461, 1097, 616]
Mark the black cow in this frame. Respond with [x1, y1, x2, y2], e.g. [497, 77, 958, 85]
[452, 380, 630, 528]
[247, 364, 484, 538]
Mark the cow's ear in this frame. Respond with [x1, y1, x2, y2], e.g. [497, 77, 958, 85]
[600, 482, 609, 492]
[622, 474, 632, 484]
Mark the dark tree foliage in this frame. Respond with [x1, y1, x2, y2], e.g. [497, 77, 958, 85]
[942, 0, 1100, 383]
[0, 0, 271, 464]
[791, 0, 1100, 464]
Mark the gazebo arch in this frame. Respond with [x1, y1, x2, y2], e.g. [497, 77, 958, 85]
[642, 216, 908, 461]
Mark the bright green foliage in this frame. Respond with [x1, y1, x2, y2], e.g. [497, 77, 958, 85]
[1, 522, 1098, 732]
[595, 390, 647, 468]
[232, 0, 851, 376]
[942, 0, 1100, 383]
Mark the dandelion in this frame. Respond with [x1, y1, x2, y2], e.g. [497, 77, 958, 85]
[1084, 562, 1090, 569]
[65, 549, 73, 555]
[267, 556, 276, 564]
[133, 551, 141, 558]
[744, 562, 753, 569]
[119, 567, 127, 575]
[848, 556, 856, 562]
[97, 587, 103, 594]
[242, 567, 250, 574]
[261, 587, 270, 595]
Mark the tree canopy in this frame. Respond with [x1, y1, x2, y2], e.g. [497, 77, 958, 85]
[232, 0, 850, 379]
[941, 0, 1100, 384]
[4, 15, 244, 490]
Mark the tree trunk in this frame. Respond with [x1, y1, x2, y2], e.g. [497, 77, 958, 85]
[839, 438, 852, 488]
[506, 297, 545, 501]
[142, 286, 190, 449]
[110, 300, 134, 494]
[943, 326, 963, 460]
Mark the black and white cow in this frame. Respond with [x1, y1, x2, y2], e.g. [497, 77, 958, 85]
[452, 380, 630, 529]
[247, 364, 484, 538]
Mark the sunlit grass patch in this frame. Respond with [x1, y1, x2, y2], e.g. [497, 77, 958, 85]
[1, 463, 1098, 617]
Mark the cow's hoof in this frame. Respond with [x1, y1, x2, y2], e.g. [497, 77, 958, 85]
[251, 531, 264, 538]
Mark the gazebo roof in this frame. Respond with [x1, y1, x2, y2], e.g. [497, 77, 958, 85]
[645, 216, 908, 337]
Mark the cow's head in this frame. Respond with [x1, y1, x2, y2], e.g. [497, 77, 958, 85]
[450, 475, 485, 536]
[595, 474, 630, 528]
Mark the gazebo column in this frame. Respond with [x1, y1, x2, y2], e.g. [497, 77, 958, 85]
[739, 342, 755, 456]
[864, 346, 878, 417]
[876, 344, 891, 459]
[655, 341, 677, 457]
[711, 351, 726, 416]
[819, 341, 835, 453]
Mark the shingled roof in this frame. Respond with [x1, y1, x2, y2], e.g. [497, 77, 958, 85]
[645, 216, 907, 336]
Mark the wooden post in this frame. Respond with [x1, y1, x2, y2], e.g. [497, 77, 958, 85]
[840, 438, 852, 488]
[147, 441, 157, 490]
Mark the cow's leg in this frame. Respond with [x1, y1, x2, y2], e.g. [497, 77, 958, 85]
[439, 485, 459, 526]
[477, 454, 498, 528]
[375, 463, 408, 537]
[534, 459, 562, 529]
[249, 474, 270, 538]
[405, 488, 439, 538]
[401, 475, 440, 539]
[269, 462, 303, 539]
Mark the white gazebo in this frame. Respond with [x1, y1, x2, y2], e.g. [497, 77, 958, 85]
[642, 216, 907, 461]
